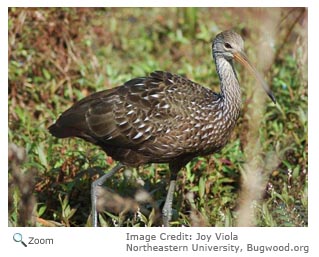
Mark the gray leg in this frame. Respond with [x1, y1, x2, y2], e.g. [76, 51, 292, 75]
[162, 180, 176, 227]
[91, 163, 125, 227]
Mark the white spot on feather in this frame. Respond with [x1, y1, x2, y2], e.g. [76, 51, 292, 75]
[133, 132, 143, 140]
[133, 118, 141, 124]
[119, 121, 127, 126]
[145, 126, 152, 132]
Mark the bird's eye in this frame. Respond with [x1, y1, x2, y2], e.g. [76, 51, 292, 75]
[224, 43, 232, 49]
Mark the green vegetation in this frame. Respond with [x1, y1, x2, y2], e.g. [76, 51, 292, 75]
[8, 8, 307, 227]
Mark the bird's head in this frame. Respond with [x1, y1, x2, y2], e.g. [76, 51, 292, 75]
[213, 30, 245, 61]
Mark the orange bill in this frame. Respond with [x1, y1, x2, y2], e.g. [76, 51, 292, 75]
[234, 51, 276, 104]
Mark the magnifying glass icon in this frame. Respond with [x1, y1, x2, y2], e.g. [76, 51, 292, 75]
[13, 233, 27, 247]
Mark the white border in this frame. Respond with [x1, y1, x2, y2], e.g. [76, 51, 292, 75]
[2, 0, 310, 8]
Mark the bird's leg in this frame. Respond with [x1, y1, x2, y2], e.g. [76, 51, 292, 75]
[162, 160, 189, 227]
[162, 179, 176, 227]
[162, 165, 179, 227]
[91, 163, 125, 227]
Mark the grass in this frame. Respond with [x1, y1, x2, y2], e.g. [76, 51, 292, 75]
[8, 7, 307, 227]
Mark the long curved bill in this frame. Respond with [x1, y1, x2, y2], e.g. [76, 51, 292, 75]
[234, 51, 276, 104]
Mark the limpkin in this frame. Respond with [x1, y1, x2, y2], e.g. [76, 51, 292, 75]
[49, 30, 275, 227]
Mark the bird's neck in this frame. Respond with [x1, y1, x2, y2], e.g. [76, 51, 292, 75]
[214, 56, 242, 112]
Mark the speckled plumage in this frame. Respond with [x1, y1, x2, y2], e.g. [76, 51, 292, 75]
[49, 30, 275, 226]
[50, 70, 239, 168]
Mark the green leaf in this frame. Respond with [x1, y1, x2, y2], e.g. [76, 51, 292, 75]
[42, 68, 51, 80]
[199, 176, 205, 199]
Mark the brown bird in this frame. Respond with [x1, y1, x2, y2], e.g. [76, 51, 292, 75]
[49, 30, 275, 227]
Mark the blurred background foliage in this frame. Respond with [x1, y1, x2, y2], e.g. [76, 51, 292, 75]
[8, 7, 307, 227]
